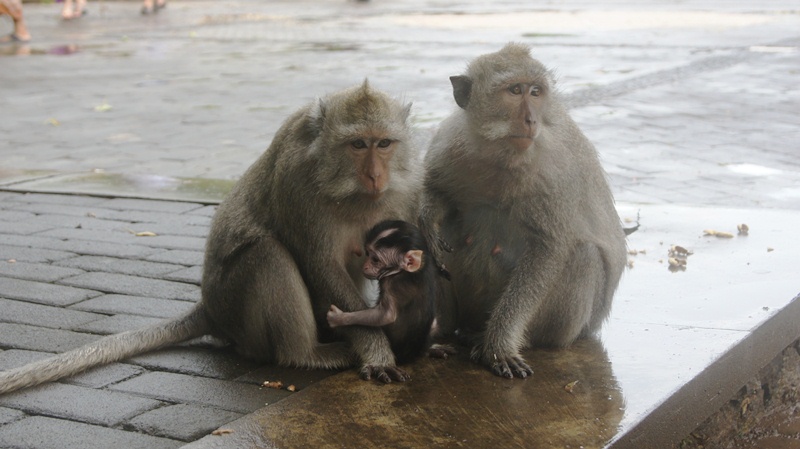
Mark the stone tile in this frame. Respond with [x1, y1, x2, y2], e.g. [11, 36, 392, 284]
[145, 249, 205, 266]
[0, 221, 56, 235]
[0, 416, 182, 449]
[74, 313, 165, 334]
[128, 347, 260, 379]
[124, 234, 207, 252]
[125, 403, 242, 441]
[94, 198, 204, 214]
[127, 221, 210, 238]
[2, 193, 108, 207]
[0, 261, 84, 282]
[0, 277, 101, 306]
[0, 406, 25, 425]
[0, 234, 158, 258]
[54, 255, 186, 278]
[0, 349, 58, 371]
[59, 272, 200, 301]
[0, 298, 103, 329]
[109, 372, 287, 414]
[0, 210, 36, 222]
[0, 323, 100, 353]
[0, 349, 143, 388]
[163, 265, 202, 285]
[69, 294, 195, 318]
[103, 210, 212, 227]
[0, 245, 76, 263]
[0, 383, 163, 426]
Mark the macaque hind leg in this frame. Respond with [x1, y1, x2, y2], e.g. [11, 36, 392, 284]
[236, 237, 355, 370]
[527, 243, 606, 348]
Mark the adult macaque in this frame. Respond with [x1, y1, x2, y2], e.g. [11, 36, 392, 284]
[0, 81, 421, 395]
[327, 220, 441, 364]
[421, 43, 627, 379]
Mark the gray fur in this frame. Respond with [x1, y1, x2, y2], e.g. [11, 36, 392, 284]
[421, 43, 627, 379]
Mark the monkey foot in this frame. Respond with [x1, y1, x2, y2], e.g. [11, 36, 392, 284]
[359, 365, 410, 383]
[471, 347, 533, 379]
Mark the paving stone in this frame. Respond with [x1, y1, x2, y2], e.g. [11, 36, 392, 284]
[0, 245, 76, 263]
[187, 205, 218, 217]
[0, 406, 25, 425]
[29, 213, 135, 232]
[0, 349, 57, 371]
[54, 255, 186, 278]
[163, 265, 203, 285]
[109, 371, 287, 414]
[0, 261, 84, 282]
[127, 221, 210, 238]
[69, 294, 195, 318]
[0, 209, 36, 222]
[0, 277, 101, 306]
[103, 209, 213, 227]
[123, 234, 207, 251]
[5, 202, 121, 219]
[0, 416, 182, 449]
[125, 403, 243, 441]
[37, 227, 154, 244]
[58, 272, 200, 301]
[0, 221, 56, 235]
[95, 198, 205, 214]
[128, 347, 261, 379]
[0, 382, 163, 426]
[0, 298, 103, 330]
[0, 323, 99, 353]
[2, 193, 108, 207]
[74, 313, 165, 334]
[145, 249, 205, 266]
[0, 234, 158, 258]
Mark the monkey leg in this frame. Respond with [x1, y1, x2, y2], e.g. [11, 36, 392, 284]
[213, 237, 355, 370]
[526, 242, 606, 348]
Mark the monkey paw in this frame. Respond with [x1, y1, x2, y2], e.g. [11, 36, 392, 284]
[470, 346, 533, 379]
[359, 364, 410, 383]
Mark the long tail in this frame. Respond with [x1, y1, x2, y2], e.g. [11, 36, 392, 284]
[0, 305, 210, 395]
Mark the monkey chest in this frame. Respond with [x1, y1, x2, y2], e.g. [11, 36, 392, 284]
[442, 206, 529, 292]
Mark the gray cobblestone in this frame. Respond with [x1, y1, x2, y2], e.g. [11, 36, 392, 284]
[0, 221, 56, 236]
[54, 255, 187, 278]
[69, 294, 195, 319]
[0, 349, 143, 389]
[94, 198, 205, 214]
[0, 245, 77, 263]
[0, 210, 36, 222]
[0, 233, 159, 258]
[0, 323, 99, 353]
[128, 347, 260, 379]
[59, 272, 200, 301]
[145, 249, 205, 266]
[0, 277, 101, 306]
[0, 261, 84, 283]
[2, 193, 107, 207]
[0, 298, 103, 330]
[73, 314, 165, 334]
[0, 416, 182, 449]
[164, 266, 203, 285]
[0, 406, 25, 426]
[126, 403, 242, 442]
[0, 383, 163, 426]
[109, 372, 285, 414]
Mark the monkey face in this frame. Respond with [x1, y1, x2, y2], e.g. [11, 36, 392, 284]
[347, 136, 397, 198]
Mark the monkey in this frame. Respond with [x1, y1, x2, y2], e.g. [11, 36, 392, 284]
[420, 43, 628, 379]
[0, 81, 422, 395]
[326, 220, 441, 364]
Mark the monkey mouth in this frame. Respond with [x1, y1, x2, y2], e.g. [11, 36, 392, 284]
[508, 135, 534, 150]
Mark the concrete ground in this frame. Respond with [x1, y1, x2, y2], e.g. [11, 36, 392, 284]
[0, 0, 798, 448]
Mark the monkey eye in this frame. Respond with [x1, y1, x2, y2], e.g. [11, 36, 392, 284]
[530, 86, 542, 97]
[377, 139, 393, 148]
[351, 139, 367, 150]
[509, 84, 523, 95]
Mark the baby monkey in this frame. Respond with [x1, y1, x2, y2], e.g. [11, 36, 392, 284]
[327, 220, 443, 364]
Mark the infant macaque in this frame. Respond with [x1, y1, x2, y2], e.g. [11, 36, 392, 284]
[327, 220, 440, 363]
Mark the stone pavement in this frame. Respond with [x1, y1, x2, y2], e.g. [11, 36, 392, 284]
[0, 0, 799, 448]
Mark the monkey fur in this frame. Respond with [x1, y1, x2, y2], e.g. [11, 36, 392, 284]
[327, 220, 439, 364]
[421, 43, 628, 379]
[0, 81, 422, 394]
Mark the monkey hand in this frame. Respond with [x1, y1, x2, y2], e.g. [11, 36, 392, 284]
[470, 344, 533, 379]
[359, 364, 410, 383]
[326, 305, 345, 328]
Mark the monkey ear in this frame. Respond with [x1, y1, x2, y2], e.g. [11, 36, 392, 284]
[449, 75, 472, 109]
[401, 102, 413, 123]
[403, 250, 423, 273]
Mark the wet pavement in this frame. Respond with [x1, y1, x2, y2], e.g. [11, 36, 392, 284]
[1, 0, 799, 448]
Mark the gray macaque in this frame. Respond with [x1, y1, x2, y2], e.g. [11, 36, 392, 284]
[0, 81, 421, 395]
[421, 43, 627, 379]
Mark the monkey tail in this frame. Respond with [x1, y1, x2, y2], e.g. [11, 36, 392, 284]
[0, 305, 210, 395]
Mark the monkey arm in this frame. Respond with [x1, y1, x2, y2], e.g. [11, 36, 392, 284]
[473, 243, 567, 379]
[327, 299, 397, 328]
[419, 190, 452, 266]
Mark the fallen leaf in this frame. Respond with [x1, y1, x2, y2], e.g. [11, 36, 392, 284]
[564, 380, 579, 393]
[211, 429, 234, 436]
[94, 101, 113, 112]
[703, 229, 734, 239]
[135, 231, 157, 237]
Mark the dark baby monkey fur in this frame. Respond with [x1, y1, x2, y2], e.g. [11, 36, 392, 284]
[0, 81, 422, 394]
[328, 220, 443, 364]
[421, 43, 628, 379]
